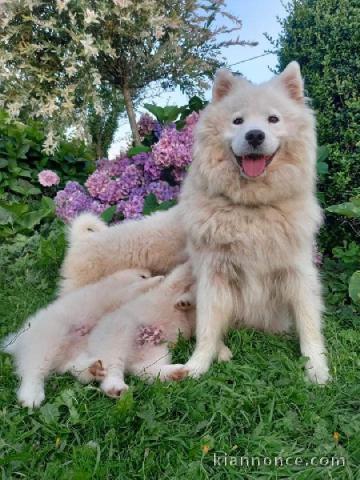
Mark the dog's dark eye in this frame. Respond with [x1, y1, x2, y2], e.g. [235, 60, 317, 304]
[140, 275, 148, 279]
[233, 117, 244, 125]
[268, 115, 279, 123]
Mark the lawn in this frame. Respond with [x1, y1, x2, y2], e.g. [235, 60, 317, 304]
[0, 224, 359, 479]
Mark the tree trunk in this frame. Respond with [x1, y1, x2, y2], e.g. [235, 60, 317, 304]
[123, 83, 141, 146]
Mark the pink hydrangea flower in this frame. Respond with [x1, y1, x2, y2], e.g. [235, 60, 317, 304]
[38, 169, 60, 187]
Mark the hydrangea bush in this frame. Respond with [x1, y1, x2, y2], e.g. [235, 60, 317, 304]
[55, 111, 199, 222]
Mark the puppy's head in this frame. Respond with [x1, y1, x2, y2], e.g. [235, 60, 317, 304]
[192, 62, 317, 204]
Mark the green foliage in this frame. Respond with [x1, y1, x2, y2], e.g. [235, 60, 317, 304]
[272, 0, 360, 249]
[144, 95, 207, 128]
[349, 271, 360, 305]
[326, 195, 360, 305]
[144, 104, 183, 124]
[127, 145, 151, 157]
[0, 110, 94, 239]
[87, 86, 125, 158]
[142, 193, 176, 216]
[0, 0, 254, 148]
[327, 194, 360, 219]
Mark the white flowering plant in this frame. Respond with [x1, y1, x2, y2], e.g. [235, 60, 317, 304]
[0, 0, 256, 150]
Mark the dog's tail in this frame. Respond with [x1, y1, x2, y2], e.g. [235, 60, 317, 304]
[70, 213, 107, 243]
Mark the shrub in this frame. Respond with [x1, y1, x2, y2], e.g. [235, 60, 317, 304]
[271, 0, 360, 249]
[54, 97, 205, 223]
[326, 195, 360, 305]
[0, 110, 94, 239]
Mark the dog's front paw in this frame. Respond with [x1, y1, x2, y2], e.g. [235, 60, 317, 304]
[217, 344, 233, 362]
[160, 364, 189, 381]
[184, 356, 212, 378]
[101, 376, 129, 398]
[18, 384, 45, 408]
[305, 357, 330, 385]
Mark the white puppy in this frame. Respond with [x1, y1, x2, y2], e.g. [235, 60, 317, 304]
[61, 262, 196, 397]
[3, 269, 162, 407]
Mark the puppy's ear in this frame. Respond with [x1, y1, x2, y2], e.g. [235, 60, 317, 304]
[276, 61, 304, 102]
[212, 69, 236, 102]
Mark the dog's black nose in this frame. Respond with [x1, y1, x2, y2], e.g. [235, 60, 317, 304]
[245, 129, 265, 148]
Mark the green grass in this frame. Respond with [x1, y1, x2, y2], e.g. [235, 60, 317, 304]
[0, 226, 359, 479]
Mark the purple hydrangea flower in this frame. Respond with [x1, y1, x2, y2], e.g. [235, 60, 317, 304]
[123, 194, 144, 219]
[147, 181, 179, 203]
[55, 110, 200, 224]
[137, 113, 157, 137]
[55, 181, 92, 222]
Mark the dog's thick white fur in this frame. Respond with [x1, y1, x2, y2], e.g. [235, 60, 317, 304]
[60, 209, 187, 295]
[60, 62, 329, 384]
[3, 269, 163, 407]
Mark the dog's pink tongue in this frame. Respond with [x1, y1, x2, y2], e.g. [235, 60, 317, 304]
[242, 157, 267, 177]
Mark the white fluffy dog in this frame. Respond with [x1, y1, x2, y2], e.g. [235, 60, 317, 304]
[64, 262, 197, 398]
[60, 62, 329, 385]
[4, 268, 162, 407]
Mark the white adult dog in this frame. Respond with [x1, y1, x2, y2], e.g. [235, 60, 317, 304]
[60, 62, 329, 384]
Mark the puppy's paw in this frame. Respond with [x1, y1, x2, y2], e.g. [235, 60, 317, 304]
[161, 364, 189, 381]
[88, 360, 107, 380]
[217, 344, 233, 363]
[175, 300, 192, 311]
[101, 376, 129, 398]
[18, 384, 45, 408]
[175, 292, 195, 311]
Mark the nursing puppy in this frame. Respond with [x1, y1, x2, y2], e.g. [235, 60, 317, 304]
[3, 269, 162, 407]
[65, 262, 198, 398]
[60, 62, 329, 384]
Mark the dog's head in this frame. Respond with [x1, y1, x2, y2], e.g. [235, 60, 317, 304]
[191, 62, 317, 205]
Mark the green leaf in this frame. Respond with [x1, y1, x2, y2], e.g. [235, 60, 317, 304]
[316, 145, 330, 163]
[162, 106, 182, 123]
[39, 403, 60, 424]
[40, 196, 55, 212]
[142, 193, 159, 216]
[350, 195, 360, 207]
[0, 205, 12, 225]
[16, 210, 49, 229]
[188, 95, 206, 112]
[127, 145, 151, 157]
[0, 158, 8, 168]
[326, 201, 360, 219]
[317, 162, 328, 175]
[143, 103, 166, 122]
[9, 178, 41, 196]
[349, 271, 360, 304]
[0, 201, 29, 217]
[101, 205, 117, 223]
[142, 193, 176, 216]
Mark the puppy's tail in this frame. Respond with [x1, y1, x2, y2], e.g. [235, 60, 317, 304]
[70, 213, 107, 243]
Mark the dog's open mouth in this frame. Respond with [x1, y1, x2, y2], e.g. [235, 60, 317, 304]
[235, 151, 277, 178]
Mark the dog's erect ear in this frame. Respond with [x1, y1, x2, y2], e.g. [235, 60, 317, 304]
[276, 61, 304, 102]
[212, 69, 236, 102]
